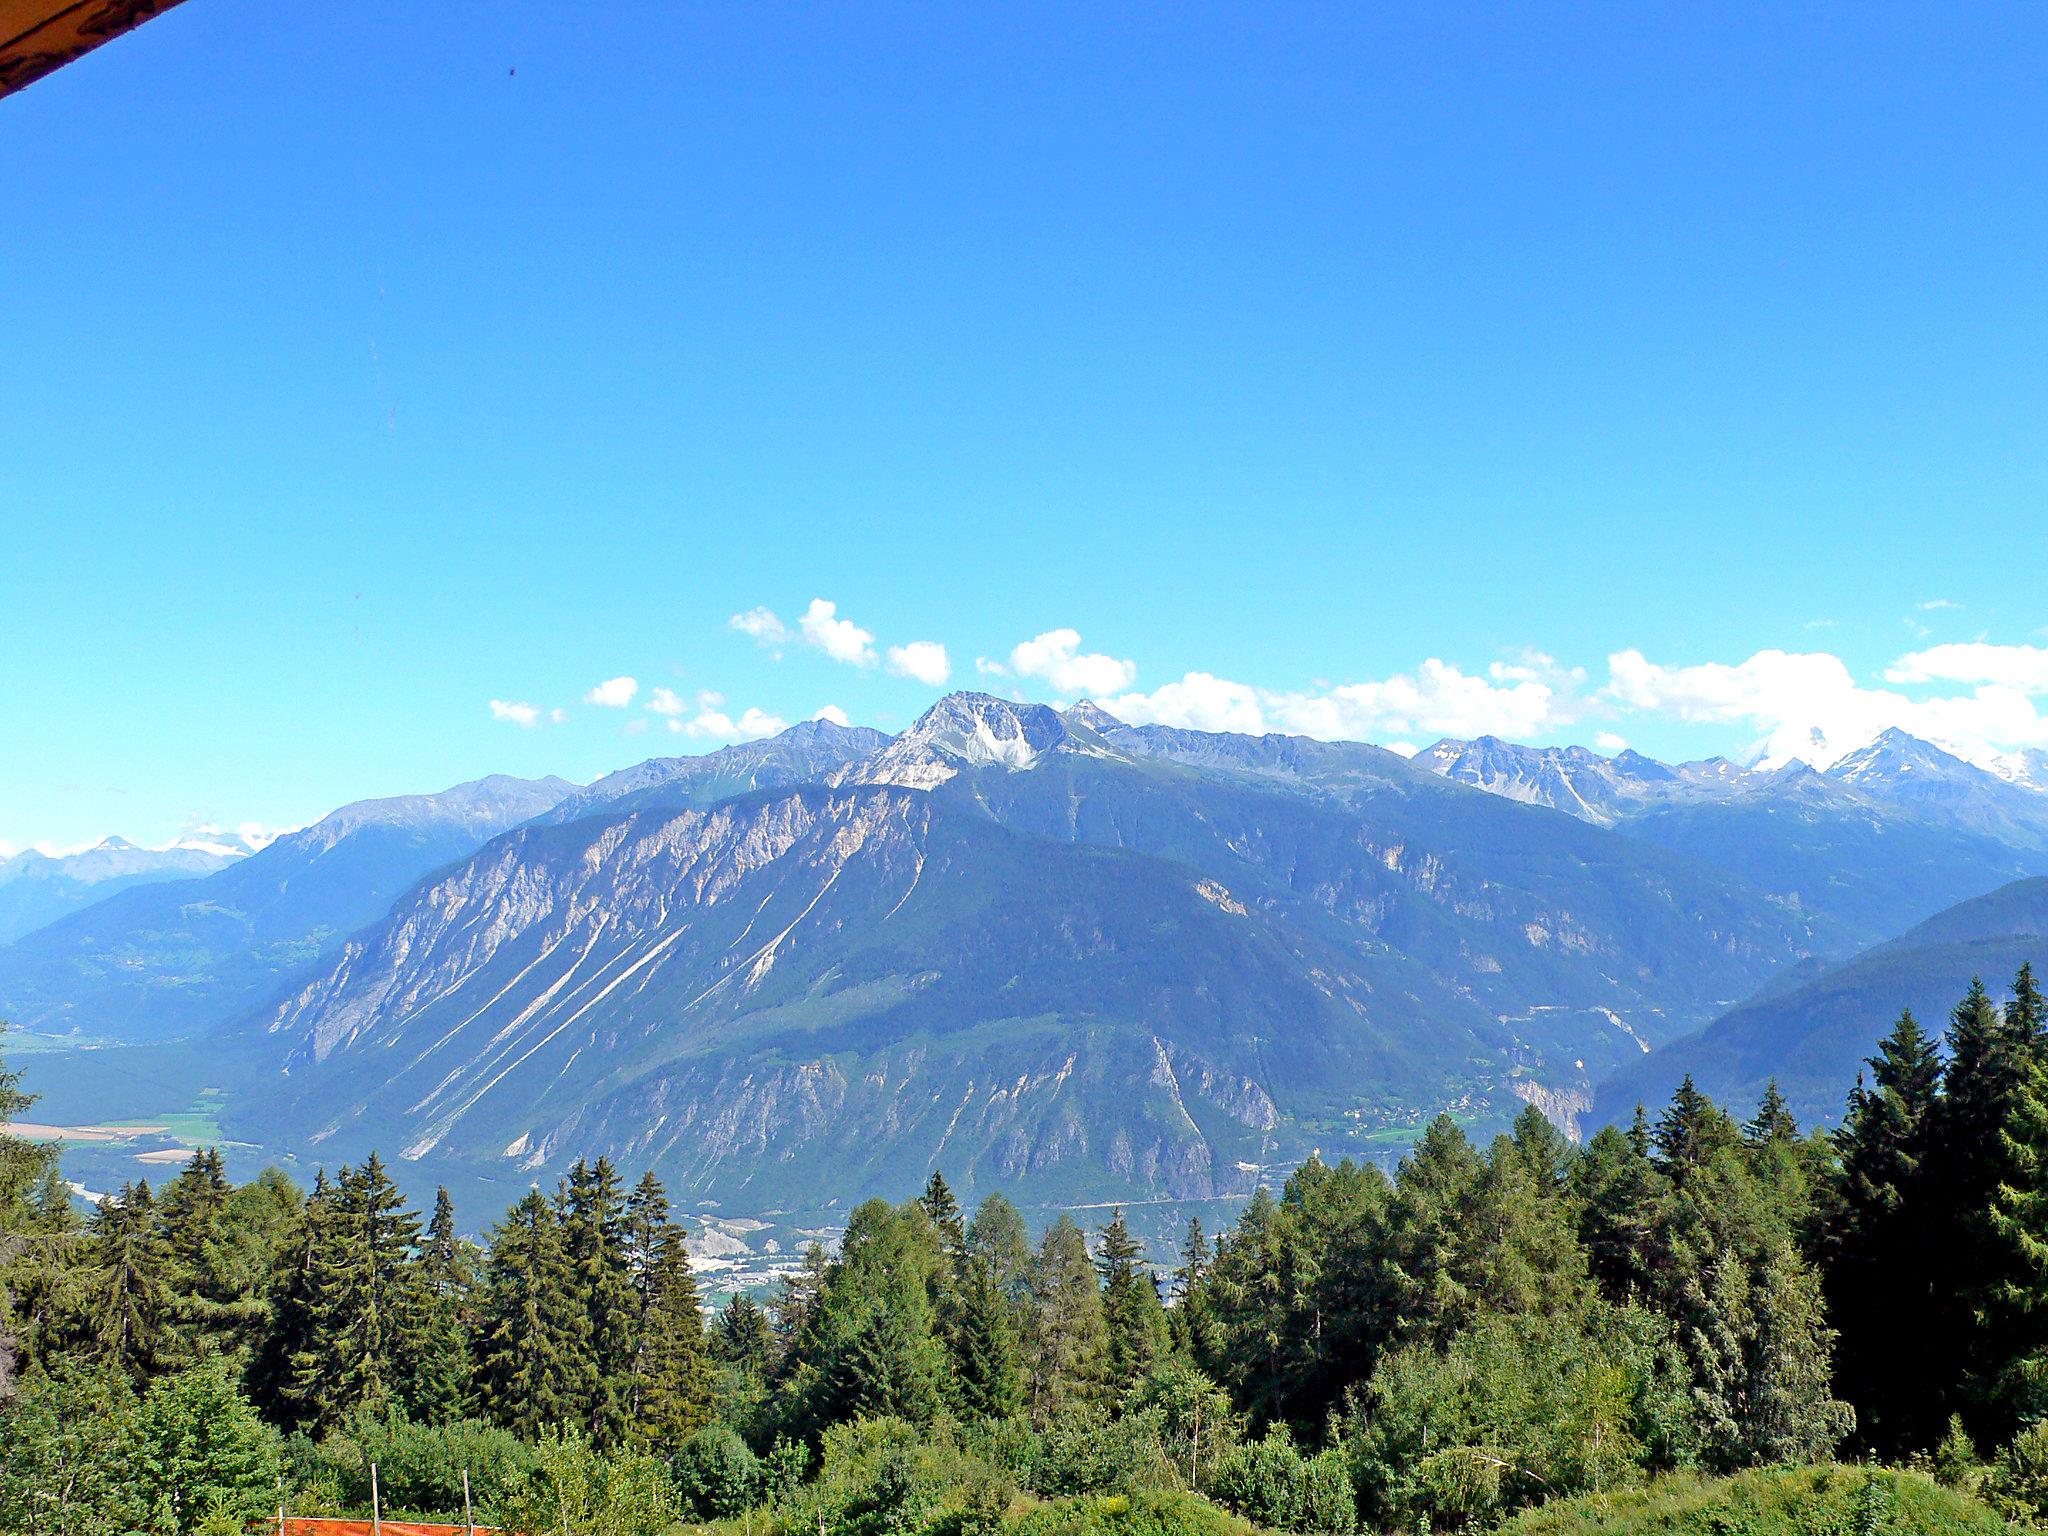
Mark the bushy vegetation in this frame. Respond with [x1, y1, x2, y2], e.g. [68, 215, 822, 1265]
[4, 966, 2048, 1532]
[1493, 1464, 2016, 1535]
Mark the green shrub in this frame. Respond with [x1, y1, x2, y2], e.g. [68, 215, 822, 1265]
[495, 1426, 675, 1536]
[1204, 1426, 1355, 1534]
[1494, 1464, 2015, 1535]
[672, 1422, 762, 1520]
[1009, 1487, 1262, 1536]
[0, 1363, 146, 1536]
[132, 1360, 283, 1536]
[287, 1411, 536, 1519]
[1986, 1420, 2048, 1524]
[1028, 1405, 1174, 1498]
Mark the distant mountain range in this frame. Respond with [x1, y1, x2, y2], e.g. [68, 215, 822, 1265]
[0, 776, 573, 1042]
[10, 698, 2048, 1214]
[1415, 728, 2048, 945]
[0, 834, 261, 946]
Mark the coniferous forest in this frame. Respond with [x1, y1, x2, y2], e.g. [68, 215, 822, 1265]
[13, 971, 2048, 1533]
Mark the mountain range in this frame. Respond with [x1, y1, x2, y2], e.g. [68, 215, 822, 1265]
[0, 834, 259, 946]
[9, 695, 2048, 1216]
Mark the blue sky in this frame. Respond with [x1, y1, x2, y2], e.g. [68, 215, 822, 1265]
[5, 2, 2048, 850]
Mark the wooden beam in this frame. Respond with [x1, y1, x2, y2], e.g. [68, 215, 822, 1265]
[1, 0, 190, 100]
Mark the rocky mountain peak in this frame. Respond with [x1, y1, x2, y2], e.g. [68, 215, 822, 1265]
[845, 691, 1110, 789]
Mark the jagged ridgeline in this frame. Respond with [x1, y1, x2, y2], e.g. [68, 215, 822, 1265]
[15, 691, 2048, 1220]
[227, 694, 1821, 1210]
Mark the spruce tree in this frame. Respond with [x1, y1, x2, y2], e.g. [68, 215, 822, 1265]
[1828, 1008, 1942, 1454]
[85, 1181, 169, 1384]
[1931, 976, 2038, 1437]
[918, 1171, 966, 1259]
[561, 1157, 635, 1444]
[713, 1292, 773, 1377]
[966, 1193, 1033, 1304]
[408, 1186, 475, 1422]
[289, 1154, 425, 1427]
[1097, 1209, 1169, 1395]
[948, 1251, 1025, 1420]
[623, 1215, 714, 1448]
[1979, 964, 2048, 1434]
[1572, 1123, 1666, 1304]
[475, 1188, 591, 1436]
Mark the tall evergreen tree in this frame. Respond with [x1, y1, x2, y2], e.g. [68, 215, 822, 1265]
[561, 1157, 635, 1445]
[948, 1250, 1025, 1420]
[408, 1186, 476, 1423]
[623, 1209, 713, 1448]
[1026, 1214, 1110, 1420]
[84, 1181, 169, 1385]
[289, 1154, 425, 1427]
[1978, 964, 2048, 1434]
[1930, 976, 2039, 1438]
[475, 1189, 591, 1437]
[1828, 1008, 1943, 1454]
[918, 1171, 966, 1259]
[713, 1292, 773, 1377]
[1097, 1209, 1169, 1395]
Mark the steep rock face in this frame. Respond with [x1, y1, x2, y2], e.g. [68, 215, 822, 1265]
[1823, 729, 2048, 850]
[241, 696, 1832, 1209]
[248, 782, 1443, 1207]
[0, 774, 574, 1041]
[543, 720, 887, 824]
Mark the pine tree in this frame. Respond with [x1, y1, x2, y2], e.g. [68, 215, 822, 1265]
[623, 1212, 714, 1448]
[966, 1193, 1033, 1304]
[1026, 1214, 1110, 1420]
[713, 1292, 773, 1377]
[1097, 1209, 1169, 1395]
[84, 1180, 169, 1384]
[1979, 964, 2048, 1434]
[1828, 1008, 1943, 1454]
[155, 1149, 245, 1365]
[475, 1189, 591, 1437]
[918, 1171, 966, 1259]
[948, 1251, 1025, 1419]
[1654, 1075, 1742, 1184]
[408, 1187, 475, 1422]
[561, 1157, 635, 1444]
[289, 1154, 425, 1426]
[1930, 976, 2040, 1438]
[1572, 1123, 1666, 1304]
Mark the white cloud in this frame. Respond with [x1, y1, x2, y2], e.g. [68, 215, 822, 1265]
[1281, 659, 1578, 742]
[1885, 643, 2048, 693]
[1106, 672, 1266, 733]
[1383, 741, 1421, 758]
[886, 640, 951, 687]
[1009, 629, 1137, 697]
[1605, 646, 2048, 769]
[1104, 656, 1581, 745]
[1596, 732, 1630, 752]
[730, 607, 793, 645]
[647, 686, 687, 716]
[974, 656, 1011, 678]
[489, 699, 542, 727]
[585, 675, 638, 708]
[814, 704, 852, 726]
[686, 706, 789, 743]
[797, 599, 878, 667]
[1918, 598, 1962, 612]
